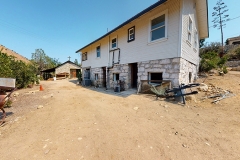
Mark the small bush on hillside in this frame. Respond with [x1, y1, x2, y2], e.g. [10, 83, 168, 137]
[200, 51, 228, 73]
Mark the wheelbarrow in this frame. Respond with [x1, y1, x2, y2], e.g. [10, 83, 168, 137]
[0, 78, 16, 125]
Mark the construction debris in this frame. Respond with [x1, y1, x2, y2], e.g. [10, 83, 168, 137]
[200, 83, 235, 103]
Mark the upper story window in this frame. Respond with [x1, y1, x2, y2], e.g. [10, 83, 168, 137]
[194, 30, 198, 49]
[96, 46, 100, 58]
[128, 26, 135, 42]
[82, 52, 87, 61]
[187, 16, 193, 43]
[112, 38, 117, 49]
[151, 14, 166, 41]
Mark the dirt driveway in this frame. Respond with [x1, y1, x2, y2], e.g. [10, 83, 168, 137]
[0, 74, 240, 160]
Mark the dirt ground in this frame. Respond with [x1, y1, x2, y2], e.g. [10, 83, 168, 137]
[0, 71, 240, 160]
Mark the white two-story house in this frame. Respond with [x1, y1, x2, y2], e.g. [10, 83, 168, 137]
[76, 0, 209, 89]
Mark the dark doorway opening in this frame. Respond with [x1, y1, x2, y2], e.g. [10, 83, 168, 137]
[102, 67, 106, 87]
[130, 63, 138, 88]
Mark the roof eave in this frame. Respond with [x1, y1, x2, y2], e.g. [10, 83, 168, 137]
[197, 0, 209, 39]
[76, 0, 168, 53]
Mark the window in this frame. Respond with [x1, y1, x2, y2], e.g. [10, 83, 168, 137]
[95, 74, 98, 80]
[187, 17, 193, 43]
[148, 73, 163, 84]
[194, 31, 198, 49]
[82, 52, 87, 61]
[189, 72, 192, 83]
[128, 26, 135, 42]
[96, 46, 100, 58]
[113, 73, 119, 81]
[112, 38, 117, 49]
[151, 14, 166, 41]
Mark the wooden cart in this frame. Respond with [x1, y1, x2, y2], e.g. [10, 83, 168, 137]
[0, 78, 16, 125]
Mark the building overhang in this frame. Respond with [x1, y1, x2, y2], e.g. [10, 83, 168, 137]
[196, 0, 209, 39]
[76, 0, 168, 53]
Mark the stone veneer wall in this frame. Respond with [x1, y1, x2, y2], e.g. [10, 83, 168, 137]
[108, 64, 131, 89]
[226, 60, 240, 67]
[89, 67, 104, 86]
[56, 63, 81, 75]
[179, 58, 198, 85]
[138, 58, 197, 87]
[83, 57, 197, 89]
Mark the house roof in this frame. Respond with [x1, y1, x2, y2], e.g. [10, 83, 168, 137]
[76, 0, 167, 53]
[41, 60, 81, 73]
[196, 0, 209, 39]
[227, 36, 240, 41]
[76, 0, 209, 52]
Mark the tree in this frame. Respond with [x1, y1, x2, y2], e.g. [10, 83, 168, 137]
[200, 42, 221, 56]
[74, 59, 79, 65]
[212, 0, 230, 53]
[31, 49, 61, 74]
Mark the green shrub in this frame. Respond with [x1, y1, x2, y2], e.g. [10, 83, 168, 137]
[200, 51, 228, 73]
[223, 66, 228, 74]
[0, 50, 37, 88]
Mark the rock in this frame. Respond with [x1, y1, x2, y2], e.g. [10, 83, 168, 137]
[13, 92, 19, 97]
[37, 105, 44, 109]
[182, 144, 187, 148]
[163, 105, 168, 108]
[44, 149, 50, 154]
[78, 137, 83, 141]
[198, 83, 208, 92]
[133, 107, 139, 110]
[185, 95, 196, 102]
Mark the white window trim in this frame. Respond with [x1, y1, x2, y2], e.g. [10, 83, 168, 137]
[194, 29, 198, 50]
[148, 9, 168, 44]
[111, 37, 117, 49]
[187, 15, 193, 46]
[128, 26, 135, 42]
[96, 45, 101, 58]
[95, 74, 98, 80]
[113, 73, 119, 81]
[82, 52, 87, 61]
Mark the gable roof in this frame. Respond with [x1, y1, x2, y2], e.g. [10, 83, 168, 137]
[76, 0, 167, 53]
[76, 0, 209, 52]
[41, 60, 81, 73]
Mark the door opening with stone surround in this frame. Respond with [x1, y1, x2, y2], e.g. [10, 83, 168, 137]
[130, 63, 138, 88]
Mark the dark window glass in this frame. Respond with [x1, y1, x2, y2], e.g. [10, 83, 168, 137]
[96, 46, 100, 57]
[151, 26, 165, 41]
[151, 15, 165, 30]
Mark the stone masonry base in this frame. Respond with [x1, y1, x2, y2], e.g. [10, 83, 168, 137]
[82, 57, 198, 89]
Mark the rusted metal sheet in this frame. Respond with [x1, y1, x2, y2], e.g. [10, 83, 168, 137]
[0, 78, 16, 89]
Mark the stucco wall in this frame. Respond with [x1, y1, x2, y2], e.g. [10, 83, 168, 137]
[55, 63, 81, 75]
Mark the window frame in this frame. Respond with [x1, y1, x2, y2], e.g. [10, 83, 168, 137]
[96, 46, 101, 58]
[148, 9, 168, 44]
[128, 26, 135, 42]
[95, 73, 98, 80]
[82, 52, 87, 61]
[148, 72, 163, 85]
[111, 38, 117, 49]
[194, 29, 198, 49]
[187, 16, 193, 45]
[113, 73, 119, 81]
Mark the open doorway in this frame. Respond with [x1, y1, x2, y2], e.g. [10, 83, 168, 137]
[102, 67, 106, 87]
[130, 63, 138, 88]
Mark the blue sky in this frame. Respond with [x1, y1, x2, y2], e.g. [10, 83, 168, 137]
[0, 0, 239, 63]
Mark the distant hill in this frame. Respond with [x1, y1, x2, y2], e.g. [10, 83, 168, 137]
[0, 44, 30, 63]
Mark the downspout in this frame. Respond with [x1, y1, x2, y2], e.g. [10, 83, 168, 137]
[106, 35, 110, 90]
